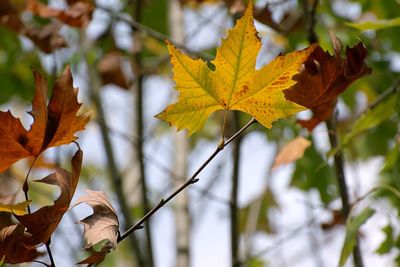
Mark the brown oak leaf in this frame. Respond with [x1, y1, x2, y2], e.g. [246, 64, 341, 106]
[283, 34, 372, 131]
[75, 190, 119, 265]
[0, 65, 89, 172]
[15, 149, 82, 244]
[0, 224, 40, 264]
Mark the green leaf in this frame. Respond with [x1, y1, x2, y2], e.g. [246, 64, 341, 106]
[376, 224, 394, 254]
[343, 95, 398, 146]
[347, 18, 400, 31]
[291, 143, 337, 204]
[339, 208, 375, 266]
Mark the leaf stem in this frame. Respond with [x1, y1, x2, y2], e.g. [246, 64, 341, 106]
[22, 155, 56, 267]
[118, 117, 257, 242]
[22, 156, 38, 214]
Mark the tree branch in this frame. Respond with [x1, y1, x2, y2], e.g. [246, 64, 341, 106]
[118, 117, 257, 243]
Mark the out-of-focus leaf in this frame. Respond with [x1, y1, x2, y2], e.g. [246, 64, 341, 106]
[16, 149, 82, 244]
[376, 224, 394, 254]
[26, 0, 94, 28]
[75, 190, 119, 265]
[339, 208, 375, 266]
[246, 257, 265, 267]
[273, 136, 311, 169]
[0, 201, 30, 216]
[343, 94, 398, 146]
[98, 51, 130, 89]
[142, 0, 168, 35]
[291, 143, 337, 204]
[347, 18, 400, 31]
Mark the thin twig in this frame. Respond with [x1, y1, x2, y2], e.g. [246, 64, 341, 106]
[118, 117, 257, 242]
[131, 1, 154, 266]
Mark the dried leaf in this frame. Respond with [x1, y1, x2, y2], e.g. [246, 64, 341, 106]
[0, 224, 39, 264]
[284, 34, 372, 131]
[156, 2, 316, 134]
[23, 23, 67, 53]
[15, 149, 82, 244]
[0, 66, 90, 172]
[26, 0, 94, 28]
[273, 137, 311, 169]
[75, 190, 119, 265]
[98, 51, 130, 89]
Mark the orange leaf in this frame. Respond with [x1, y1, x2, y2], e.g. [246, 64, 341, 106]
[75, 190, 119, 265]
[284, 34, 371, 131]
[15, 149, 82, 244]
[273, 137, 311, 169]
[0, 66, 89, 172]
[0, 224, 40, 264]
[26, 0, 94, 28]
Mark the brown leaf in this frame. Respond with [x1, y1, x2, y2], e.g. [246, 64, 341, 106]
[23, 23, 67, 53]
[273, 137, 311, 169]
[0, 224, 40, 264]
[26, 0, 94, 28]
[77, 244, 111, 265]
[75, 190, 119, 265]
[0, 66, 90, 172]
[284, 35, 372, 131]
[0, 0, 66, 53]
[98, 51, 130, 89]
[75, 190, 119, 248]
[15, 149, 82, 244]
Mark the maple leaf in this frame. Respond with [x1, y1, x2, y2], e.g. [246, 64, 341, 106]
[26, 0, 94, 28]
[273, 136, 311, 169]
[0, 224, 40, 264]
[283, 34, 372, 131]
[0, 65, 90, 172]
[156, 2, 316, 135]
[75, 190, 119, 265]
[15, 149, 82, 244]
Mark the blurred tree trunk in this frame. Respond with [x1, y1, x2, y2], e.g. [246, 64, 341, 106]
[169, 1, 191, 267]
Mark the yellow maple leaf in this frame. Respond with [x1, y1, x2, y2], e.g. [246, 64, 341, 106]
[156, 2, 316, 135]
[0, 201, 31, 215]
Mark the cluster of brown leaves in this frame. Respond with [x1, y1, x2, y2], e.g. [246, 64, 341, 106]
[0, 66, 118, 265]
[0, 0, 94, 53]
